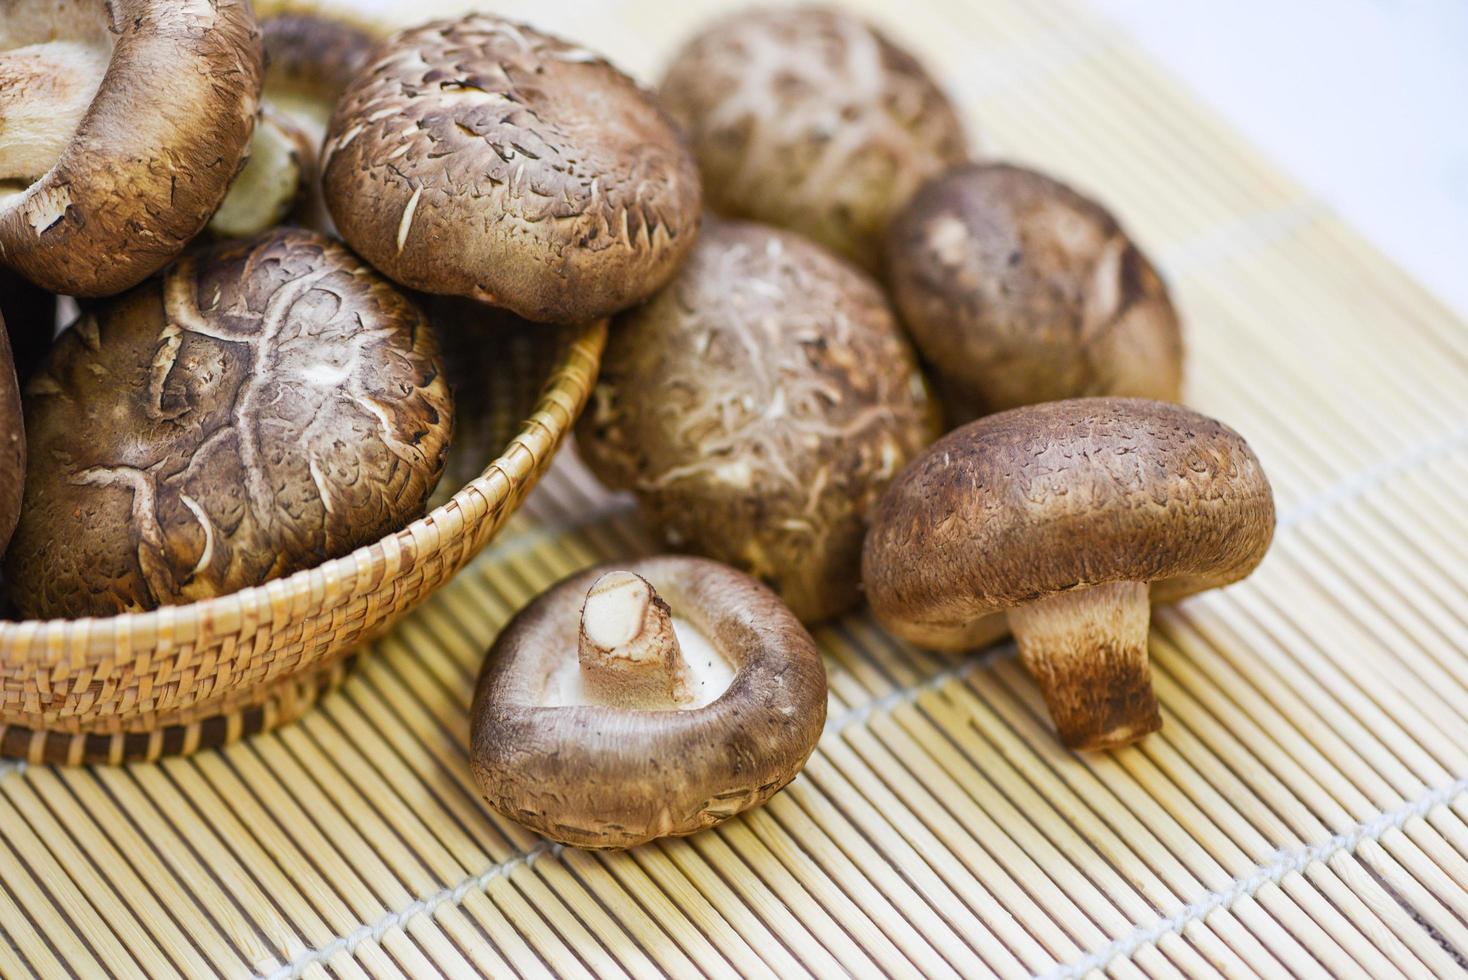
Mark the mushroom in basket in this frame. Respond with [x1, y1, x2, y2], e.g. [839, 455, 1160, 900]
[320, 14, 702, 324]
[5, 228, 453, 619]
[862, 398, 1275, 750]
[471, 556, 827, 849]
[0, 0, 262, 296]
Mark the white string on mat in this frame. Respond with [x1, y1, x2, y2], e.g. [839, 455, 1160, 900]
[260, 841, 563, 980]
[1274, 421, 1468, 532]
[1036, 777, 1468, 980]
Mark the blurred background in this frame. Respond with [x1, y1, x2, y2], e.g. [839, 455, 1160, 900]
[336, 0, 1468, 319]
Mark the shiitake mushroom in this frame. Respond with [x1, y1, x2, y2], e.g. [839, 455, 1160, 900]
[885, 163, 1184, 419]
[5, 228, 453, 619]
[0, 0, 263, 297]
[576, 219, 937, 623]
[660, 5, 967, 272]
[321, 14, 702, 325]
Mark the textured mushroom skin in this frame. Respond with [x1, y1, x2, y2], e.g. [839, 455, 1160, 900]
[5, 229, 453, 619]
[659, 6, 966, 272]
[576, 220, 937, 623]
[0, 0, 263, 297]
[322, 15, 702, 324]
[863, 398, 1275, 647]
[0, 317, 21, 557]
[471, 556, 828, 849]
[885, 163, 1183, 419]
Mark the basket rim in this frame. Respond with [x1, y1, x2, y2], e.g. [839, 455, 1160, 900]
[0, 318, 607, 654]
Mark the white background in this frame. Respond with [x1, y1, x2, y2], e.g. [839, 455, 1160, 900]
[1088, 0, 1468, 319]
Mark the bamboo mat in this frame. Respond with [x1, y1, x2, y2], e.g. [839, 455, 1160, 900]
[5, 0, 1468, 976]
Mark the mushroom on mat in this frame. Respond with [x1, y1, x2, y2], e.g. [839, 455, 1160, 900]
[660, 5, 967, 273]
[885, 163, 1183, 421]
[862, 398, 1275, 750]
[576, 219, 937, 624]
[321, 14, 702, 324]
[0, 0, 262, 296]
[471, 556, 827, 849]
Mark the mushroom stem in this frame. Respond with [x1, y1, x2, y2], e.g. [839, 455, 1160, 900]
[1006, 580, 1160, 750]
[210, 108, 315, 239]
[0, 41, 108, 181]
[578, 571, 693, 709]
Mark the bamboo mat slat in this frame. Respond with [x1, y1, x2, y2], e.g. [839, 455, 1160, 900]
[4, 0, 1468, 976]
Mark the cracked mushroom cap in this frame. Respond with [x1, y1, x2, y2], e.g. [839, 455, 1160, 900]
[659, 5, 967, 272]
[0, 317, 21, 558]
[5, 227, 453, 619]
[863, 398, 1275, 651]
[321, 15, 702, 324]
[471, 555, 828, 849]
[885, 163, 1184, 419]
[0, 0, 262, 297]
[576, 219, 938, 623]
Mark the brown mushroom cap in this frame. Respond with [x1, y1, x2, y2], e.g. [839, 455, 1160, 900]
[5, 227, 453, 619]
[261, 11, 378, 107]
[471, 555, 827, 849]
[321, 15, 702, 324]
[659, 5, 966, 272]
[576, 219, 937, 623]
[863, 398, 1274, 749]
[865, 398, 1274, 641]
[0, 0, 262, 297]
[0, 315, 22, 558]
[885, 163, 1184, 419]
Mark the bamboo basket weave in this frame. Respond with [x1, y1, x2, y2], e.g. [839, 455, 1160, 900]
[0, 319, 605, 766]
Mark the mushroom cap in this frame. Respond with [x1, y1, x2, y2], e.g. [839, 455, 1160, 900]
[0, 0, 262, 297]
[261, 11, 377, 105]
[5, 228, 453, 619]
[863, 398, 1275, 645]
[576, 219, 937, 623]
[0, 315, 22, 557]
[471, 555, 828, 849]
[659, 5, 966, 272]
[885, 163, 1183, 418]
[321, 15, 702, 324]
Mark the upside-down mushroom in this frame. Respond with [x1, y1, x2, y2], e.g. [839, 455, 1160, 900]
[576, 219, 937, 623]
[321, 14, 702, 324]
[5, 228, 453, 619]
[863, 398, 1275, 750]
[0, 0, 262, 296]
[660, 5, 967, 272]
[885, 163, 1183, 420]
[471, 556, 828, 849]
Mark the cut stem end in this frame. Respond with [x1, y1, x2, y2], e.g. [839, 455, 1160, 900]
[578, 571, 691, 709]
[1007, 580, 1161, 751]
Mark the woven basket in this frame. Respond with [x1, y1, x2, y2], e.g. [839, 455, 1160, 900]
[0, 318, 606, 765]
